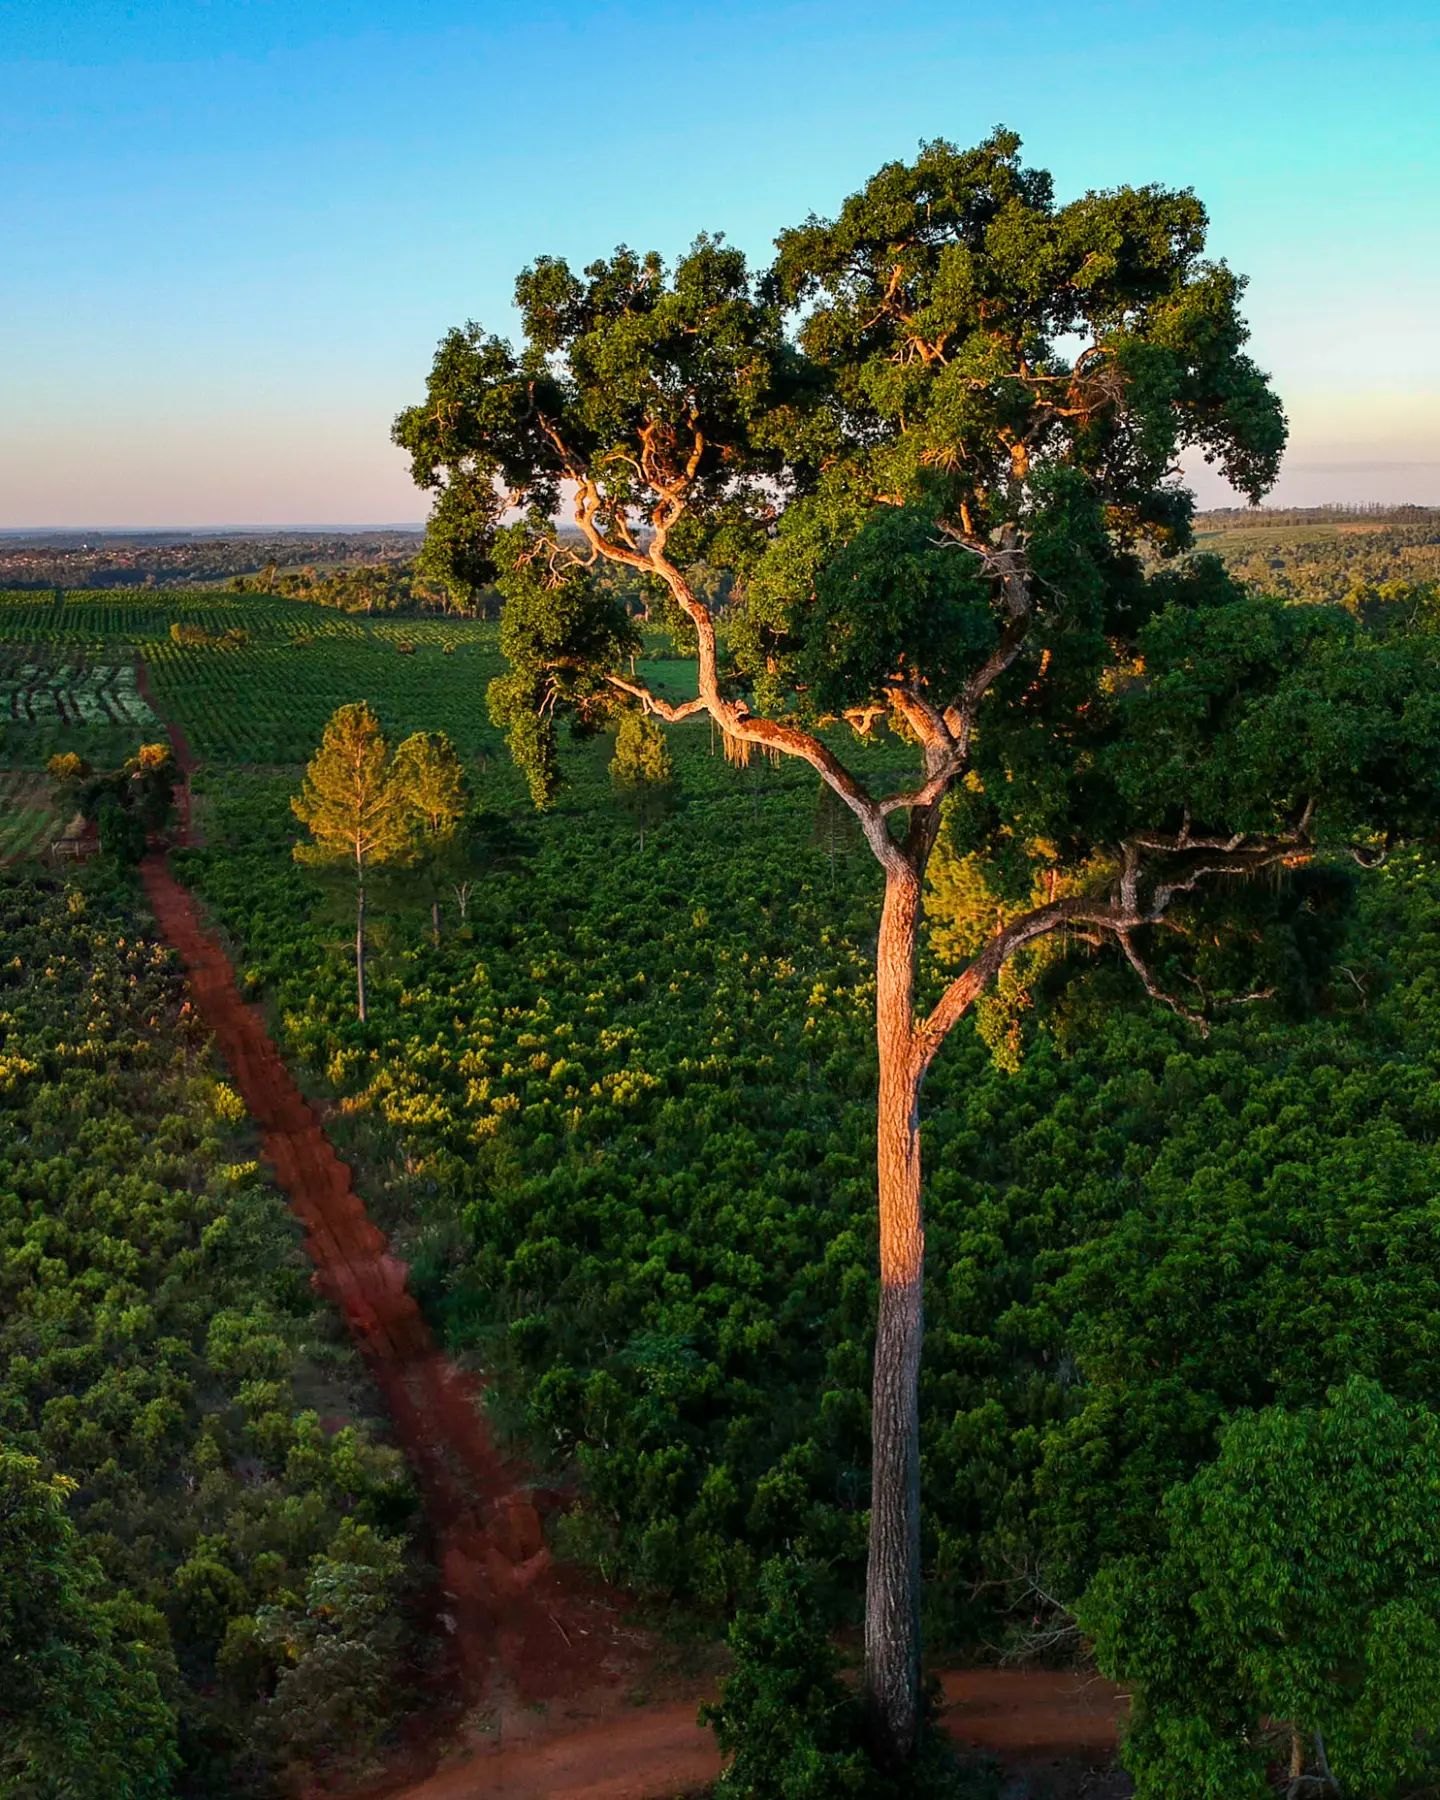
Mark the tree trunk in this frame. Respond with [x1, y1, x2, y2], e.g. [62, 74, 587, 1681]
[355, 871, 368, 1023]
[863, 865, 925, 1766]
[431, 896, 442, 945]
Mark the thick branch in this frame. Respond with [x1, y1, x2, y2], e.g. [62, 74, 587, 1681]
[561, 475, 908, 873]
[915, 834, 1313, 1073]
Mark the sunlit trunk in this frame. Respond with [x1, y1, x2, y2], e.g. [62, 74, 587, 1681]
[355, 867, 368, 1023]
[863, 865, 925, 1765]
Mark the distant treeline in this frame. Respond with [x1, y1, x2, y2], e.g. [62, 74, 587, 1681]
[0, 531, 422, 592]
[1194, 510, 1440, 604]
[234, 553, 735, 623]
[1197, 504, 1440, 529]
[230, 561, 456, 615]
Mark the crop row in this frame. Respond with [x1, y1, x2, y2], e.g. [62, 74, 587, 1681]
[0, 771, 57, 860]
[1, 656, 155, 727]
[143, 633, 508, 763]
[0, 587, 374, 644]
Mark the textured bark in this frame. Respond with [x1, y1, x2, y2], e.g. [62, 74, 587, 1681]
[355, 873, 368, 1023]
[863, 866, 926, 1764]
[432, 896, 442, 945]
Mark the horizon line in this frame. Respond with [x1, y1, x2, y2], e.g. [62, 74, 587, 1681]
[0, 523, 429, 536]
[4, 499, 1440, 539]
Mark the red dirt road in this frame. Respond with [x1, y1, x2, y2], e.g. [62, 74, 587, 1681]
[383, 1669, 1122, 1800]
[138, 852, 648, 1742]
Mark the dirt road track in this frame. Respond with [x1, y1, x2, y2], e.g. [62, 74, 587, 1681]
[382, 1670, 1122, 1800]
[138, 851, 646, 1729]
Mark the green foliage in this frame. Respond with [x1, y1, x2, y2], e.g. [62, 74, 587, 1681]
[391, 729, 471, 936]
[392, 729, 467, 841]
[483, 530, 639, 807]
[397, 131, 1288, 798]
[241, 1520, 413, 1779]
[16, 527, 1440, 1790]
[0, 1450, 179, 1799]
[704, 1559, 877, 1797]
[1079, 1379, 1440, 1798]
[170, 620, 248, 648]
[412, 470, 502, 610]
[706, 1558, 990, 1798]
[290, 702, 412, 873]
[1196, 506, 1440, 602]
[174, 751, 1440, 1779]
[0, 873, 421, 1792]
[48, 740, 177, 864]
[610, 711, 675, 847]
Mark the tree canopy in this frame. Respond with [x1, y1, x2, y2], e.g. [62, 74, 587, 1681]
[1079, 1378, 1440, 1798]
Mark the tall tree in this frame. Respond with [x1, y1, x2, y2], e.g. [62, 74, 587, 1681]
[392, 729, 468, 941]
[395, 132, 1437, 1765]
[609, 709, 675, 851]
[291, 703, 411, 1021]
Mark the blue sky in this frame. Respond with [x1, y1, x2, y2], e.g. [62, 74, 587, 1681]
[2, 0, 1437, 526]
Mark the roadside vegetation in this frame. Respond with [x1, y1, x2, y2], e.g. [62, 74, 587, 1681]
[0, 870, 425, 1796]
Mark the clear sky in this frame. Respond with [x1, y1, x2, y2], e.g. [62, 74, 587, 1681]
[2, 0, 1437, 527]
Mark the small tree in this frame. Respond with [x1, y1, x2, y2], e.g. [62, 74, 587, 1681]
[291, 704, 412, 1021]
[1079, 1379, 1440, 1799]
[392, 729, 468, 942]
[50, 743, 173, 862]
[395, 131, 1440, 1766]
[703, 1558, 876, 1798]
[246, 1520, 412, 1780]
[46, 751, 89, 786]
[610, 710, 675, 851]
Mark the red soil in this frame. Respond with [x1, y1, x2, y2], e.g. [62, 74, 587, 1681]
[381, 1669, 1123, 1800]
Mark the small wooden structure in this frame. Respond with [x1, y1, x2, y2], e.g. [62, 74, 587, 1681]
[50, 811, 100, 861]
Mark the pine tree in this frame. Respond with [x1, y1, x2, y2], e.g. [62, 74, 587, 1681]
[811, 777, 860, 886]
[609, 711, 674, 852]
[392, 730, 467, 941]
[291, 704, 411, 1020]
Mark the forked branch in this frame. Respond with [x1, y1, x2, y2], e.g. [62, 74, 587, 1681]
[916, 832, 1314, 1072]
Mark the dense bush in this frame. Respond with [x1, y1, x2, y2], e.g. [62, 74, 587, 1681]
[1080, 1378, 1440, 1796]
[179, 733, 1440, 1691]
[704, 1559, 991, 1799]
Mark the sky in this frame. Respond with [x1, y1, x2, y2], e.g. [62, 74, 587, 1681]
[1, 0, 1437, 528]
